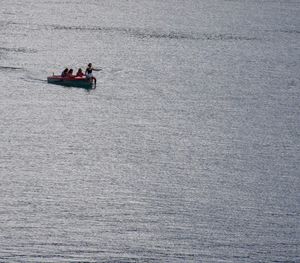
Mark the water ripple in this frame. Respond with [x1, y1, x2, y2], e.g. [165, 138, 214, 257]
[279, 29, 300, 34]
[0, 47, 37, 54]
[45, 24, 258, 41]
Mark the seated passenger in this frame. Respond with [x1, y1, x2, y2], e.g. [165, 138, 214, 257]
[61, 68, 68, 77]
[76, 68, 84, 77]
[67, 69, 74, 77]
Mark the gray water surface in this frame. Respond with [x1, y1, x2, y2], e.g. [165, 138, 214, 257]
[0, 0, 299, 262]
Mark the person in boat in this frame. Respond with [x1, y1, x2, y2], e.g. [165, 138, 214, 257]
[76, 68, 84, 77]
[61, 68, 68, 77]
[85, 63, 101, 84]
[67, 68, 74, 77]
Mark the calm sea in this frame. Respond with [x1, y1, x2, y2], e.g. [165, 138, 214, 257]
[0, 0, 299, 262]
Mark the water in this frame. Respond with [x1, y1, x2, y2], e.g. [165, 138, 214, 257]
[0, 0, 299, 262]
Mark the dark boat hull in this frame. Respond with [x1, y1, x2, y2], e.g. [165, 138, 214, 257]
[47, 76, 94, 89]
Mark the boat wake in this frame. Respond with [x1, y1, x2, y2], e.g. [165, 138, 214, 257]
[0, 47, 37, 54]
[21, 76, 47, 83]
[0, 66, 23, 71]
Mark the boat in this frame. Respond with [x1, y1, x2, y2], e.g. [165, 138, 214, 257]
[47, 75, 94, 89]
